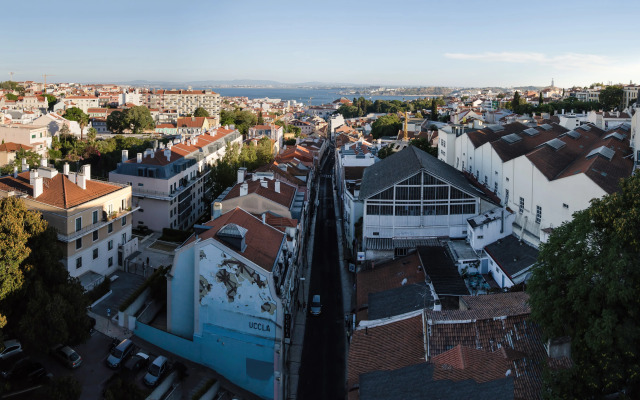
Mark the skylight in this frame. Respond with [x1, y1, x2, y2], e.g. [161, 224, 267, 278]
[501, 133, 522, 144]
[563, 130, 581, 139]
[604, 132, 626, 141]
[540, 124, 552, 131]
[586, 146, 615, 161]
[544, 138, 566, 150]
[578, 124, 591, 131]
[487, 124, 504, 132]
[523, 128, 539, 136]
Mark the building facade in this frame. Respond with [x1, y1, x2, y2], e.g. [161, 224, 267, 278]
[143, 90, 221, 120]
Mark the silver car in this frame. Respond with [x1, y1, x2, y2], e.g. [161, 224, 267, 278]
[143, 355, 168, 386]
[310, 295, 322, 316]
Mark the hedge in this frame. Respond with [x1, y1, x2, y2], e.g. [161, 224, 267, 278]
[118, 266, 170, 312]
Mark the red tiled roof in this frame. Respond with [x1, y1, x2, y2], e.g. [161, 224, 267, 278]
[224, 178, 296, 209]
[431, 345, 510, 383]
[0, 171, 123, 209]
[347, 314, 425, 388]
[176, 117, 206, 128]
[0, 142, 32, 152]
[187, 208, 284, 271]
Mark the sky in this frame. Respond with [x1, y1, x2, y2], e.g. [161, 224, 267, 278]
[3, 0, 640, 87]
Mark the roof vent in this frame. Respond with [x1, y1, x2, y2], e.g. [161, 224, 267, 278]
[544, 138, 566, 151]
[217, 223, 247, 252]
[586, 146, 615, 161]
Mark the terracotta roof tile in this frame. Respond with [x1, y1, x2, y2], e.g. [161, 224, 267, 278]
[187, 208, 284, 271]
[224, 178, 296, 209]
[347, 314, 425, 389]
[0, 142, 32, 152]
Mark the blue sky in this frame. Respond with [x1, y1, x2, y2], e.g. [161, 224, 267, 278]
[3, 0, 639, 87]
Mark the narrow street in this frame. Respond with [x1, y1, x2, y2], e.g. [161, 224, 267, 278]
[297, 148, 346, 399]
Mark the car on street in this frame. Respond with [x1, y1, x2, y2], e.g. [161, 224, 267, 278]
[106, 339, 134, 369]
[143, 355, 168, 386]
[310, 295, 322, 316]
[123, 352, 150, 376]
[0, 340, 22, 360]
[9, 360, 49, 383]
[52, 345, 83, 369]
[0, 353, 29, 378]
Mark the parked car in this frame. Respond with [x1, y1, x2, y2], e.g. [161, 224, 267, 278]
[0, 340, 22, 360]
[143, 355, 168, 386]
[106, 339, 134, 369]
[0, 353, 29, 378]
[52, 345, 83, 369]
[122, 352, 150, 376]
[9, 360, 48, 383]
[310, 294, 322, 316]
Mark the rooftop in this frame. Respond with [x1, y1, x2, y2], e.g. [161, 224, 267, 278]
[484, 235, 538, 280]
[417, 246, 469, 296]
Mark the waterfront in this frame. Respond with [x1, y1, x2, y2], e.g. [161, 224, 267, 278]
[211, 87, 437, 106]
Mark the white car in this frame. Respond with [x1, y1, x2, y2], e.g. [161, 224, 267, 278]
[143, 355, 168, 386]
[0, 340, 22, 360]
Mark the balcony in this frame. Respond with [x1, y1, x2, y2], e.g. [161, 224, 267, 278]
[56, 207, 140, 243]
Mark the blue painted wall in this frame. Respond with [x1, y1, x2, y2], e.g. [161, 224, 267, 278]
[169, 248, 195, 339]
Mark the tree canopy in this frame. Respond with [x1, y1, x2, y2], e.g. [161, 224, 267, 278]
[5, 93, 18, 101]
[371, 114, 402, 139]
[528, 173, 640, 399]
[598, 85, 624, 111]
[409, 138, 437, 157]
[64, 107, 89, 140]
[220, 109, 257, 135]
[106, 111, 126, 134]
[336, 97, 445, 119]
[193, 107, 210, 118]
[124, 106, 155, 134]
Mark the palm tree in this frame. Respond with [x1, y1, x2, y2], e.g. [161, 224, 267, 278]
[78, 113, 89, 141]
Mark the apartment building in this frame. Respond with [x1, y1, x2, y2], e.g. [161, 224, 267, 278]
[143, 90, 221, 120]
[109, 128, 243, 232]
[0, 124, 50, 156]
[623, 85, 639, 108]
[247, 124, 284, 149]
[0, 162, 136, 280]
[59, 96, 100, 113]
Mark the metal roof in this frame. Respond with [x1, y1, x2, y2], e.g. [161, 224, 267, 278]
[544, 138, 566, 151]
[501, 133, 522, 144]
[563, 130, 581, 139]
[586, 146, 615, 161]
[523, 127, 539, 136]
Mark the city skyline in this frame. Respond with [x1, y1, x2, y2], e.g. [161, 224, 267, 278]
[3, 0, 640, 87]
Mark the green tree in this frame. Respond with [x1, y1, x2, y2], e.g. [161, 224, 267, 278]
[106, 111, 126, 134]
[430, 100, 438, 120]
[256, 137, 274, 165]
[598, 85, 624, 111]
[371, 114, 402, 139]
[87, 127, 97, 143]
[415, 111, 423, 119]
[539, 92, 544, 105]
[376, 146, 395, 159]
[64, 107, 89, 141]
[124, 106, 155, 134]
[409, 138, 437, 157]
[528, 173, 640, 399]
[193, 107, 210, 118]
[511, 91, 521, 113]
[47, 376, 82, 400]
[257, 110, 264, 125]
[0, 198, 48, 330]
[44, 94, 57, 110]
[5, 93, 18, 101]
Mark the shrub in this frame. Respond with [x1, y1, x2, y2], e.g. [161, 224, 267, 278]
[85, 277, 111, 304]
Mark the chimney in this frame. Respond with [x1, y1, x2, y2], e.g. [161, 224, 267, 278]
[122, 149, 129, 163]
[22, 158, 29, 172]
[63, 163, 70, 176]
[237, 167, 247, 184]
[260, 179, 268, 188]
[239, 182, 248, 197]
[137, 153, 142, 163]
[33, 177, 43, 198]
[13, 166, 17, 178]
[40, 157, 47, 167]
[82, 164, 91, 180]
[275, 180, 280, 193]
[29, 170, 38, 186]
[164, 149, 171, 162]
[77, 173, 86, 189]
[68, 172, 77, 184]
[153, 140, 158, 149]
[212, 202, 222, 219]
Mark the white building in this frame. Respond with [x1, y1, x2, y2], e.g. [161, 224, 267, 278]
[359, 146, 497, 261]
[109, 128, 242, 232]
[143, 90, 221, 118]
[0, 124, 51, 156]
[438, 121, 634, 246]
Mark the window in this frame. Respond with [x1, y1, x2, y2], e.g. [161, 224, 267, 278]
[519, 197, 525, 214]
[108, 240, 113, 251]
[536, 205, 542, 224]
[92, 210, 98, 224]
[75, 238, 82, 250]
[484, 176, 488, 186]
[122, 199, 126, 210]
[121, 232, 127, 245]
[76, 257, 82, 269]
[122, 216, 126, 226]
[493, 182, 498, 194]
[93, 231, 99, 241]
[75, 217, 82, 232]
[108, 257, 113, 267]
[505, 189, 509, 205]
[394, 248, 408, 257]
[108, 223, 113, 233]
[93, 248, 99, 259]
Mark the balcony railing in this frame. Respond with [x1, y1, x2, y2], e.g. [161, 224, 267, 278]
[56, 207, 140, 243]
